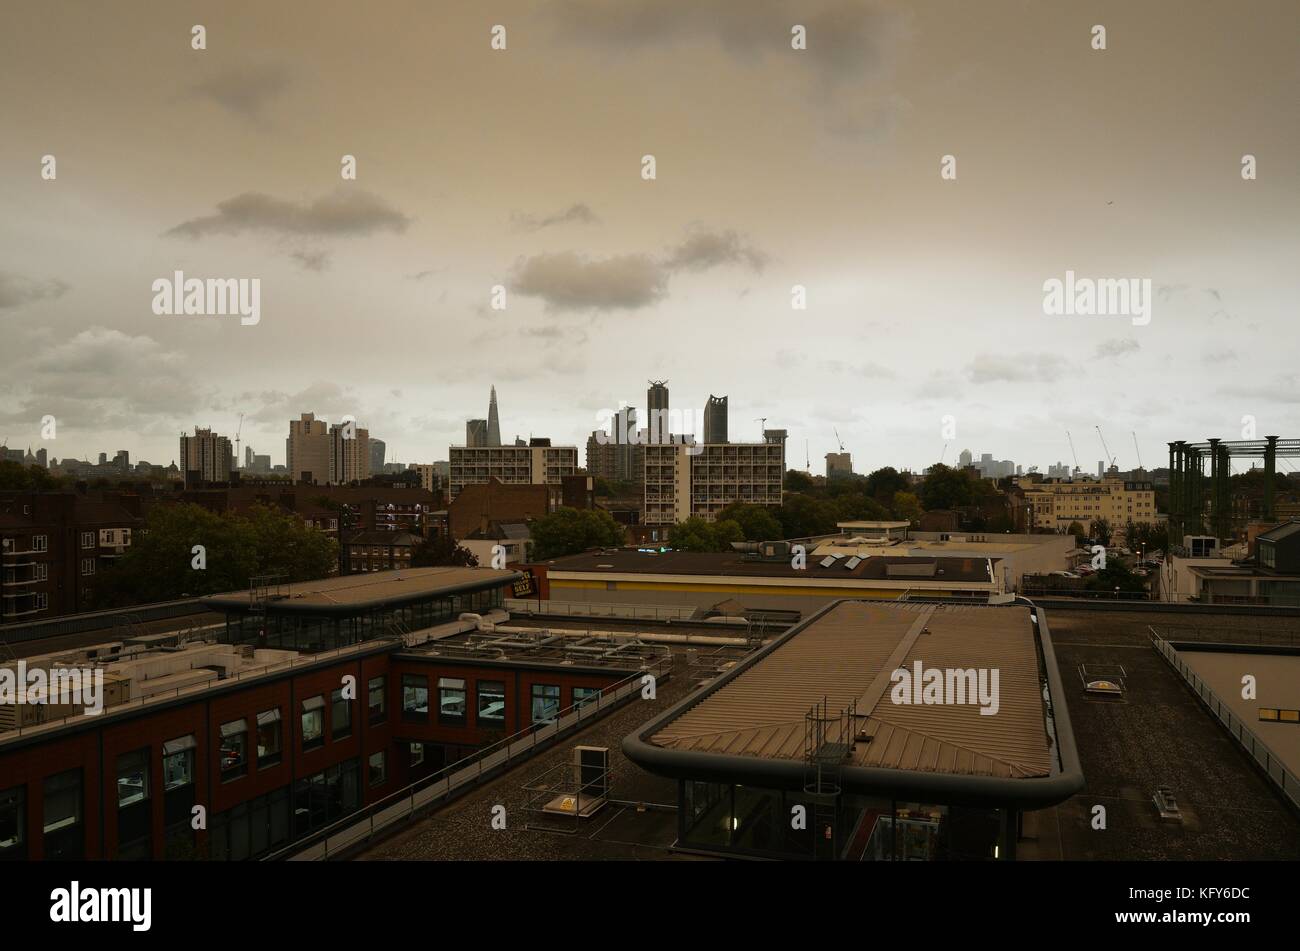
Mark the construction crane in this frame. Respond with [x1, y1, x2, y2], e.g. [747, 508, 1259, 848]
[939, 442, 949, 466]
[1096, 425, 1116, 470]
[1066, 430, 1080, 474]
[804, 439, 811, 473]
[1131, 431, 1143, 470]
[754, 417, 767, 439]
[834, 427, 845, 452]
[234, 413, 245, 469]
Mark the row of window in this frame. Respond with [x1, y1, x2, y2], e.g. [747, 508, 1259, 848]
[397, 675, 601, 727]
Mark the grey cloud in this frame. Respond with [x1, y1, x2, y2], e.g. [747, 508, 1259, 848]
[290, 249, 331, 272]
[664, 229, 767, 273]
[510, 251, 667, 312]
[0, 273, 70, 311]
[512, 203, 600, 232]
[238, 382, 354, 425]
[1094, 338, 1140, 358]
[167, 188, 411, 239]
[191, 63, 290, 121]
[0, 328, 207, 431]
[966, 353, 1065, 384]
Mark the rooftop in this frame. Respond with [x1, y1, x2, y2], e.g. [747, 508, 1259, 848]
[203, 566, 519, 615]
[543, 549, 997, 585]
[640, 601, 1054, 780]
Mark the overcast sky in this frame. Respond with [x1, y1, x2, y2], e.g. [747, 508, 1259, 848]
[2, 0, 1296, 476]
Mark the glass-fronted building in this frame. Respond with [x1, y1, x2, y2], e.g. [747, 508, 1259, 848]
[203, 566, 518, 652]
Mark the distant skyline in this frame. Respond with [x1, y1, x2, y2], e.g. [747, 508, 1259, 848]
[2, 1, 1296, 476]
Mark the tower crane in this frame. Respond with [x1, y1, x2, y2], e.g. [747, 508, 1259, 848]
[1066, 430, 1080, 474]
[754, 417, 767, 439]
[1096, 425, 1116, 470]
[834, 427, 845, 452]
[1131, 431, 1143, 470]
[234, 413, 245, 469]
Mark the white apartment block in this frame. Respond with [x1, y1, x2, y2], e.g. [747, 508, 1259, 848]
[645, 442, 785, 526]
[328, 423, 371, 484]
[448, 444, 578, 500]
[1020, 478, 1158, 532]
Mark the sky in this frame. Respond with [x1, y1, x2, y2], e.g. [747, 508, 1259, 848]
[1, 0, 1297, 477]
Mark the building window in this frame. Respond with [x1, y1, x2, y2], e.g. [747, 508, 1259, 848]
[220, 719, 248, 781]
[209, 787, 290, 862]
[33, 535, 47, 552]
[115, 749, 151, 859]
[34, 593, 48, 610]
[574, 686, 602, 709]
[531, 684, 561, 724]
[292, 759, 360, 838]
[438, 677, 467, 724]
[81, 531, 94, 549]
[301, 696, 325, 750]
[331, 688, 352, 739]
[80, 558, 96, 576]
[257, 709, 282, 767]
[368, 751, 386, 787]
[402, 675, 428, 720]
[368, 676, 386, 723]
[410, 743, 425, 767]
[0, 786, 24, 861]
[477, 681, 506, 726]
[34, 563, 48, 581]
[43, 769, 83, 860]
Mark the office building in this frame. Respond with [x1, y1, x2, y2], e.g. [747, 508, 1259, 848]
[466, 419, 488, 447]
[1019, 478, 1157, 532]
[370, 439, 386, 474]
[826, 452, 853, 480]
[702, 395, 728, 444]
[622, 600, 1082, 860]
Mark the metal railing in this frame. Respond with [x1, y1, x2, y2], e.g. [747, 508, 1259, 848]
[506, 598, 699, 622]
[266, 652, 674, 861]
[1151, 632, 1299, 812]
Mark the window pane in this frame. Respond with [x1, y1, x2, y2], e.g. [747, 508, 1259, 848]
[257, 710, 282, 766]
[43, 769, 82, 832]
[402, 676, 428, 717]
[531, 684, 560, 724]
[368, 751, 386, 787]
[331, 688, 352, 738]
[439, 678, 466, 721]
[368, 677, 386, 722]
[116, 749, 149, 807]
[477, 681, 506, 724]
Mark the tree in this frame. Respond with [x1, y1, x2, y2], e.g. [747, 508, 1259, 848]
[410, 534, 479, 567]
[668, 517, 742, 552]
[95, 502, 336, 607]
[891, 491, 923, 521]
[864, 467, 909, 506]
[777, 494, 840, 538]
[528, 507, 626, 561]
[784, 469, 814, 493]
[1089, 517, 1113, 547]
[919, 464, 972, 511]
[1127, 521, 1170, 556]
[1086, 561, 1147, 595]
[1066, 521, 1085, 542]
[715, 503, 782, 542]
[0, 461, 64, 491]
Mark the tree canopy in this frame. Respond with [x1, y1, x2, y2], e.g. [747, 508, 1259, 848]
[528, 507, 627, 561]
[95, 502, 336, 607]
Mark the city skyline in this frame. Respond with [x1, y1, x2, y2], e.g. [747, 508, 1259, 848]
[2, 1, 1297, 474]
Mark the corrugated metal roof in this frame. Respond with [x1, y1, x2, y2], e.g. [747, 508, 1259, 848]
[650, 601, 1052, 779]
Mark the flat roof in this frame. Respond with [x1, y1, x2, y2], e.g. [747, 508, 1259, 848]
[203, 566, 520, 615]
[1178, 648, 1300, 778]
[545, 550, 996, 584]
[624, 600, 1083, 807]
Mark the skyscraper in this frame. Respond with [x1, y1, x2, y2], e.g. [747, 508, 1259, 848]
[370, 438, 386, 473]
[487, 385, 501, 447]
[466, 419, 488, 447]
[647, 380, 669, 444]
[703, 395, 728, 444]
